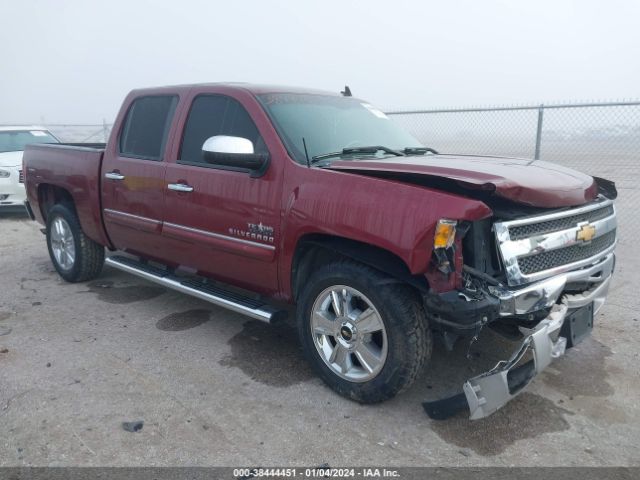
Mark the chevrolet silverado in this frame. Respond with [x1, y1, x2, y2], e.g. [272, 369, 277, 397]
[23, 83, 617, 419]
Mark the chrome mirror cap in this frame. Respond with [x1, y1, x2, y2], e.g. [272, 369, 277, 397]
[202, 135, 254, 155]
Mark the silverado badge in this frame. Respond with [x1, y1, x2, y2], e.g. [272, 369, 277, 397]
[228, 222, 275, 243]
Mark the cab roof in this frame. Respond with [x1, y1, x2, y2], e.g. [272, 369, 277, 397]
[129, 82, 343, 97]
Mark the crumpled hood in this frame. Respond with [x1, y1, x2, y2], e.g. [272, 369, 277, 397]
[0, 151, 23, 168]
[326, 154, 598, 208]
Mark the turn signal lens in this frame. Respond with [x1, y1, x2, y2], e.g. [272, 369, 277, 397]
[434, 219, 457, 249]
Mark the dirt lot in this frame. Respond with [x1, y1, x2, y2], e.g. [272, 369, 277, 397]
[1, 208, 638, 467]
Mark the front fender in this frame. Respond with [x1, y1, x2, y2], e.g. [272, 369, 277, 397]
[279, 166, 492, 300]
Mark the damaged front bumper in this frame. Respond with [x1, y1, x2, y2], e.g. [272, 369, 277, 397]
[423, 303, 568, 420]
[491, 252, 614, 318]
[463, 303, 567, 419]
[423, 253, 614, 420]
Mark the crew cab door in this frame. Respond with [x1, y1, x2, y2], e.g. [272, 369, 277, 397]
[162, 92, 282, 296]
[101, 94, 178, 257]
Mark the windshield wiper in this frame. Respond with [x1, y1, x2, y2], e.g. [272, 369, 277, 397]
[343, 146, 405, 157]
[311, 145, 405, 163]
[403, 147, 439, 155]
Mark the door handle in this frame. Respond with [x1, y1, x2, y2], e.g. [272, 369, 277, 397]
[168, 183, 194, 192]
[105, 171, 125, 180]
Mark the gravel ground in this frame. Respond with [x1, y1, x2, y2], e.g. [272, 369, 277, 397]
[0, 208, 638, 467]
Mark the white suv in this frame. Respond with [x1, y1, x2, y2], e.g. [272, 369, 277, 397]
[0, 126, 59, 208]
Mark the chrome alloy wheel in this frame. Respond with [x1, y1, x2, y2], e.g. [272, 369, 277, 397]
[50, 217, 76, 271]
[310, 285, 388, 382]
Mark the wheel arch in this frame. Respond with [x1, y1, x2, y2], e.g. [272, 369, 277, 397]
[291, 233, 429, 301]
[36, 182, 111, 248]
[37, 184, 75, 222]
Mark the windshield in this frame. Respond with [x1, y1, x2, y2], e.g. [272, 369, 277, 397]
[0, 130, 59, 153]
[257, 93, 423, 164]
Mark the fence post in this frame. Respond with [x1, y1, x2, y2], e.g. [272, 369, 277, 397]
[102, 119, 109, 143]
[534, 104, 544, 159]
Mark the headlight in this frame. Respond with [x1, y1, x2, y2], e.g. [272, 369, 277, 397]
[433, 219, 457, 249]
[0, 169, 10, 178]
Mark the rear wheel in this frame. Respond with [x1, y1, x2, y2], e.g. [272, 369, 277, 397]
[297, 260, 431, 403]
[46, 203, 104, 282]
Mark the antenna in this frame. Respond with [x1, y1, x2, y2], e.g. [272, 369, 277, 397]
[341, 85, 352, 97]
[302, 137, 311, 168]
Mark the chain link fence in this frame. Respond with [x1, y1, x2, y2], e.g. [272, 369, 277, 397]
[387, 101, 639, 264]
[46, 123, 113, 143]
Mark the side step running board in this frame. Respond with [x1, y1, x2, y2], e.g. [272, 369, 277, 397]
[105, 255, 286, 324]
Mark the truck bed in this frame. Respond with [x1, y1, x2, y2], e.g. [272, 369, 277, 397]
[23, 143, 110, 246]
[56, 142, 107, 149]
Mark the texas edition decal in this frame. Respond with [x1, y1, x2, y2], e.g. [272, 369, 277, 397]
[229, 222, 275, 243]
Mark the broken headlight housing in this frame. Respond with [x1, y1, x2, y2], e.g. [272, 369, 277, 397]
[433, 219, 457, 273]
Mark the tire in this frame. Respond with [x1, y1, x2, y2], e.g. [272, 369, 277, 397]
[297, 260, 431, 403]
[46, 203, 105, 283]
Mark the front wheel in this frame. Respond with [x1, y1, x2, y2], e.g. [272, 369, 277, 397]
[46, 203, 104, 282]
[297, 260, 431, 403]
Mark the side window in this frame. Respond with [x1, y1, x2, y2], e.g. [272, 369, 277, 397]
[119, 95, 177, 160]
[179, 95, 266, 165]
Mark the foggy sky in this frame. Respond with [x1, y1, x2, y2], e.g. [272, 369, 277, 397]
[1, 0, 639, 123]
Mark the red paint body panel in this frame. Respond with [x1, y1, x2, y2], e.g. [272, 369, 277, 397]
[161, 223, 275, 262]
[327, 154, 598, 208]
[23, 144, 110, 247]
[277, 164, 492, 298]
[99, 88, 180, 259]
[23, 83, 598, 304]
[157, 85, 287, 295]
[102, 208, 162, 234]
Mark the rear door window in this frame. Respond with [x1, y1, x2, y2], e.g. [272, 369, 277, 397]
[179, 95, 266, 165]
[119, 95, 177, 160]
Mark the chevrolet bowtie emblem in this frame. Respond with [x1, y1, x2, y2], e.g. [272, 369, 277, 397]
[576, 223, 596, 242]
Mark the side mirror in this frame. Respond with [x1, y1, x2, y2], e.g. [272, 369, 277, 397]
[202, 135, 269, 174]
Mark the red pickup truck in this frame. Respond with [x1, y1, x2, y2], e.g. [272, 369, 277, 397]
[23, 83, 617, 419]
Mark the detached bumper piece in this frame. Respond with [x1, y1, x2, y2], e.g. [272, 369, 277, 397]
[424, 303, 568, 420]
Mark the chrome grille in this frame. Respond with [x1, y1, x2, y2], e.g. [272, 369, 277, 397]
[518, 229, 616, 275]
[494, 198, 617, 286]
[18, 169, 24, 183]
[509, 205, 614, 240]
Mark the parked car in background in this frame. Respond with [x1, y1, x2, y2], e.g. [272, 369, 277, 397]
[0, 126, 59, 208]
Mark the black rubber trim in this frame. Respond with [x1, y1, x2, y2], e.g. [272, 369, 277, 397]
[422, 391, 469, 420]
[109, 255, 170, 277]
[180, 278, 265, 310]
[423, 290, 501, 335]
[24, 201, 36, 220]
